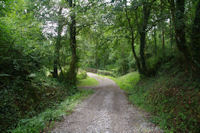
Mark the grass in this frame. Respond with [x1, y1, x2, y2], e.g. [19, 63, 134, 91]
[11, 89, 93, 133]
[77, 76, 99, 87]
[97, 72, 140, 93]
[113, 72, 140, 93]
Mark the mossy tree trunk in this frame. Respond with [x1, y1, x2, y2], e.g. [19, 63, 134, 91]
[139, 1, 152, 75]
[191, 0, 200, 72]
[53, 7, 63, 78]
[174, 0, 190, 61]
[67, 0, 78, 85]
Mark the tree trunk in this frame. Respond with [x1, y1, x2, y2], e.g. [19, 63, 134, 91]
[67, 0, 78, 84]
[53, 61, 58, 78]
[139, 31, 147, 73]
[53, 8, 63, 78]
[174, 0, 190, 60]
[95, 41, 99, 69]
[139, 2, 151, 74]
[131, 32, 141, 73]
[170, 14, 173, 49]
[153, 28, 157, 56]
[160, 0, 165, 56]
[191, 0, 200, 71]
[162, 29, 165, 55]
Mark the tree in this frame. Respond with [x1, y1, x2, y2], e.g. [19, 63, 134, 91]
[124, 0, 142, 73]
[138, 0, 156, 75]
[53, 7, 64, 78]
[171, 0, 190, 61]
[191, 0, 200, 72]
[66, 0, 78, 84]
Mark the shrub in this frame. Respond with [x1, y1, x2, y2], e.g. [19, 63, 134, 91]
[77, 70, 87, 80]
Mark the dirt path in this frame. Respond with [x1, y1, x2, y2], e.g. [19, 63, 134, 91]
[52, 73, 162, 133]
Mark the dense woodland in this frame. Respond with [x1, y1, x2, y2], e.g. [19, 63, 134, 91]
[0, 0, 200, 132]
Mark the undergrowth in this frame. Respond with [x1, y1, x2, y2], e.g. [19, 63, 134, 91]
[0, 68, 93, 132]
[130, 60, 200, 133]
[0, 70, 74, 132]
[11, 89, 93, 133]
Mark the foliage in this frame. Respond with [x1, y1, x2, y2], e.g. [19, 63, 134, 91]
[0, 1, 79, 131]
[0, 2, 46, 131]
[77, 69, 88, 80]
[0, 69, 77, 132]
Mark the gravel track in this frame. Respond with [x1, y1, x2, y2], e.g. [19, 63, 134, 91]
[52, 73, 162, 133]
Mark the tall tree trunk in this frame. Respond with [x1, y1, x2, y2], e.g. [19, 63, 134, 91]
[170, 14, 173, 49]
[139, 2, 152, 74]
[124, 3, 141, 73]
[95, 41, 99, 69]
[53, 47, 59, 78]
[139, 30, 147, 73]
[53, 58, 58, 78]
[153, 28, 157, 56]
[53, 8, 63, 78]
[131, 32, 141, 73]
[162, 29, 165, 55]
[168, 0, 175, 26]
[160, 0, 165, 56]
[67, 0, 78, 84]
[191, 0, 200, 71]
[174, 0, 190, 60]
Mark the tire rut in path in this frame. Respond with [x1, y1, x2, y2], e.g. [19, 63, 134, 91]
[52, 73, 162, 133]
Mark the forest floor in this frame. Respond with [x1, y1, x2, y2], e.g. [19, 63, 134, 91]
[51, 73, 162, 133]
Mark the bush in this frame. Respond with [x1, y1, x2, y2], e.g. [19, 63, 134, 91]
[0, 25, 44, 131]
[77, 70, 87, 80]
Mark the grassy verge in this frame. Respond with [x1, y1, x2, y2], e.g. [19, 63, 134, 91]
[113, 72, 140, 93]
[129, 70, 200, 132]
[11, 89, 93, 133]
[97, 72, 140, 93]
[77, 76, 99, 87]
